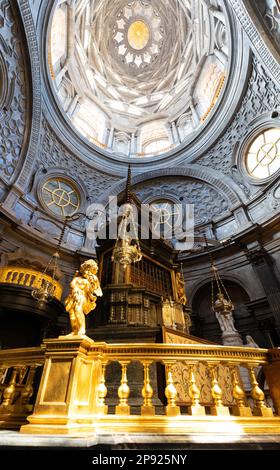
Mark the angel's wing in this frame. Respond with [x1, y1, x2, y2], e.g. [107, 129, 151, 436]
[95, 285, 103, 297]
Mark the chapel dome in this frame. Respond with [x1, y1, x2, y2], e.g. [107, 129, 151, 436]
[48, 0, 231, 160]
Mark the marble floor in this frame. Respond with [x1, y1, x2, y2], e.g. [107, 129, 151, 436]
[0, 430, 280, 449]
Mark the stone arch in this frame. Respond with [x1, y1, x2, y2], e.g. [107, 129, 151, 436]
[188, 273, 254, 306]
[98, 165, 244, 207]
[190, 276, 251, 343]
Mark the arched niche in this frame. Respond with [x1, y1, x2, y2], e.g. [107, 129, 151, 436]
[191, 279, 251, 344]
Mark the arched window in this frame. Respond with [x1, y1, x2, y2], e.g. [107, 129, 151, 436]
[73, 99, 107, 145]
[140, 121, 171, 156]
[143, 139, 170, 155]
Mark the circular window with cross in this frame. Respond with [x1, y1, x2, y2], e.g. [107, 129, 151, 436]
[150, 201, 181, 239]
[246, 128, 280, 180]
[41, 178, 80, 217]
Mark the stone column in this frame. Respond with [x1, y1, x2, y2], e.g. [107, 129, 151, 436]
[171, 122, 179, 144]
[108, 127, 114, 149]
[213, 48, 227, 66]
[67, 94, 79, 116]
[190, 103, 200, 125]
[130, 133, 136, 156]
[245, 245, 280, 341]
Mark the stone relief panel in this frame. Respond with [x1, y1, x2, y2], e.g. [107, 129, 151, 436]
[133, 176, 230, 225]
[0, 1, 28, 182]
[37, 121, 121, 200]
[197, 58, 280, 184]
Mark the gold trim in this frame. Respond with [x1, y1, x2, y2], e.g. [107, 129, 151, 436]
[0, 338, 276, 436]
[0, 266, 63, 301]
[200, 74, 226, 123]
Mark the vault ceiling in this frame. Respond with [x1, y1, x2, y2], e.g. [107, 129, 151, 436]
[49, 0, 230, 157]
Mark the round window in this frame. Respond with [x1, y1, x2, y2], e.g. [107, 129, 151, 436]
[150, 201, 181, 238]
[41, 178, 80, 217]
[246, 128, 280, 180]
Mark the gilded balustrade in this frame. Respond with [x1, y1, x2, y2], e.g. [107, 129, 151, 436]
[0, 347, 45, 429]
[0, 339, 279, 435]
[188, 363, 205, 416]
[116, 361, 131, 415]
[14, 338, 280, 436]
[141, 361, 155, 416]
[0, 266, 63, 301]
[98, 357, 271, 419]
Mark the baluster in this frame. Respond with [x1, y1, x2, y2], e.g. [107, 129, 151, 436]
[97, 362, 108, 415]
[0, 367, 8, 385]
[24, 273, 30, 286]
[188, 363, 205, 416]
[0, 367, 8, 403]
[30, 275, 36, 287]
[21, 366, 37, 406]
[208, 363, 230, 416]
[1, 368, 18, 407]
[229, 364, 252, 417]
[115, 361, 130, 415]
[12, 272, 19, 283]
[247, 364, 273, 417]
[164, 363, 180, 417]
[18, 272, 24, 285]
[141, 361, 155, 416]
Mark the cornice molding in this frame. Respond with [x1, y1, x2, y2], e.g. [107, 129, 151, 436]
[13, 0, 42, 192]
[228, 0, 280, 83]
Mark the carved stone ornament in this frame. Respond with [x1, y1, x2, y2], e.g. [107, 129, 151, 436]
[0, 1, 28, 182]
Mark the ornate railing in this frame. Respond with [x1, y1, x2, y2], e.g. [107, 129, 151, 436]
[0, 347, 45, 429]
[0, 266, 63, 300]
[94, 343, 273, 417]
[6, 338, 277, 436]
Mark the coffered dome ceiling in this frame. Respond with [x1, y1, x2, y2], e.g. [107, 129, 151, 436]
[49, 0, 231, 159]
